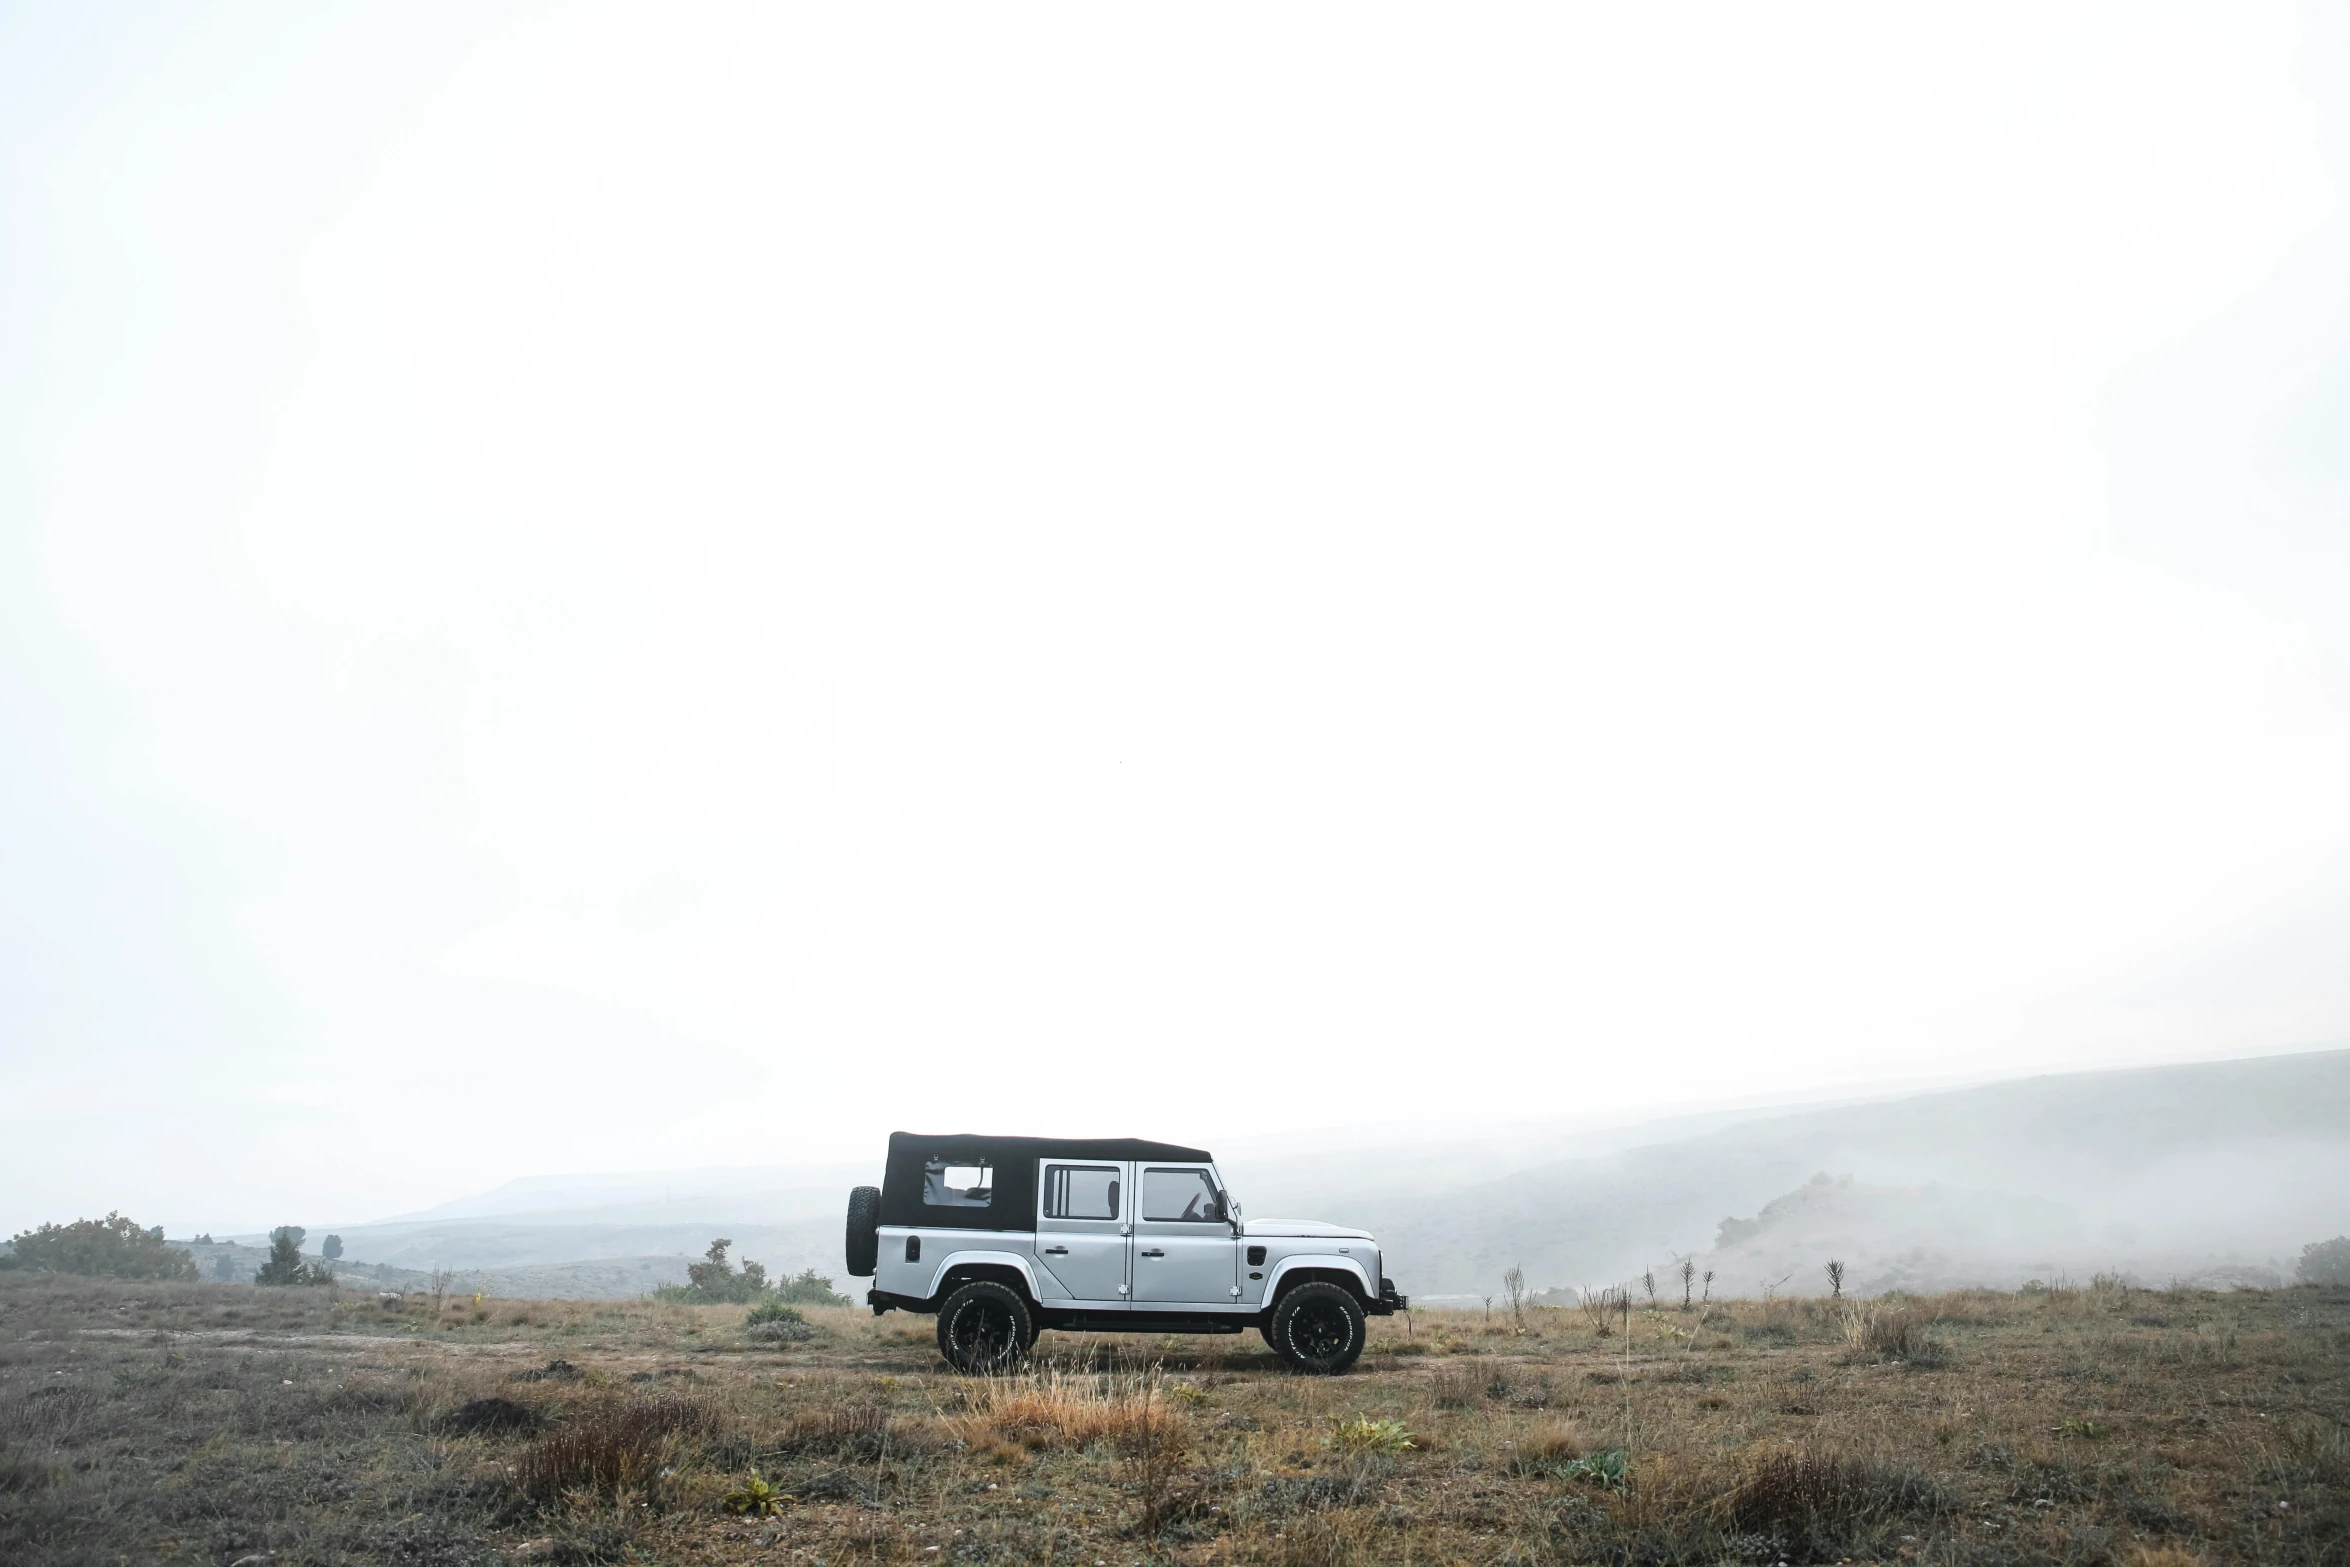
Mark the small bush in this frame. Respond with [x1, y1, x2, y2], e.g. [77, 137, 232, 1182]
[744, 1301, 816, 1344]
[653, 1239, 773, 1304]
[773, 1267, 852, 1307]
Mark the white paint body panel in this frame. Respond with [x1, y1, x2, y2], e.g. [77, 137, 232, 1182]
[871, 1158, 1390, 1317]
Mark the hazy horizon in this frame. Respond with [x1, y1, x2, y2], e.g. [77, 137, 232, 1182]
[8, 4, 2350, 1236]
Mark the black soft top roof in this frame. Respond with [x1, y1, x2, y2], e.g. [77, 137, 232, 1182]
[879, 1131, 1216, 1229]
[887, 1131, 1213, 1164]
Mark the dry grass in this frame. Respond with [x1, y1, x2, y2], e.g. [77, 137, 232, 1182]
[2, 1270, 2346, 1565]
[511, 1390, 717, 1500]
[944, 1363, 1183, 1450]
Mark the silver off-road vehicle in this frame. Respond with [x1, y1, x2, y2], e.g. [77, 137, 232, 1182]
[846, 1133, 1406, 1374]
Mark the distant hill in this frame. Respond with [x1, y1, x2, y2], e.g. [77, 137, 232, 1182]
[289, 1048, 2348, 1301]
[1329, 1048, 2349, 1298]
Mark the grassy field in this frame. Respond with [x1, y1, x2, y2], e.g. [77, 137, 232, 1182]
[1, 1273, 2343, 1566]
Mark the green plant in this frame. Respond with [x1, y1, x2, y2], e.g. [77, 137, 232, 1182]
[0, 1213, 198, 1280]
[254, 1227, 328, 1286]
[774, 1267, 852, 1306]
[321, 1234, 344, 1261]
[1328, 1415, 1415, 1454]
[744, 1301, 816, 1343]
[1559, 1448, 1630, 1488]
[656, 1239, 773, 1303]
[721, 1472, 790, 1516]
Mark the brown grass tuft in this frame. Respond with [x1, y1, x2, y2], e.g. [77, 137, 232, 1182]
[946, 1366, 1181, 1451]
[512, 1394, 717, 1501]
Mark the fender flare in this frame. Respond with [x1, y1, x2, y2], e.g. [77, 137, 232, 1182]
[1263, 1254, 1376, 1305]
[922, 1250, 1044, 1304]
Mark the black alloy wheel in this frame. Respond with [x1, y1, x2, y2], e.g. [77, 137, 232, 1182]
[1268, 1281, 1366, 1374]
[936, 1280, 1033, 1374]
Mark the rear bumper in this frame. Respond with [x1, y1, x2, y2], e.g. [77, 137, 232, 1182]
[1370, 1279, 1408, 1315]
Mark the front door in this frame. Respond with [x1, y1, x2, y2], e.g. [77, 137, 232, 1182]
[1130, 1165, 1239, 1305]
[1035, 1161, 1130, 1305]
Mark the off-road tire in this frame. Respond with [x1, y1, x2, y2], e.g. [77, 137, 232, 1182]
[844, 1186, 882, 1278]
[936, 1280, 1034, 1374]
[1266, 1281, 1366, 1374]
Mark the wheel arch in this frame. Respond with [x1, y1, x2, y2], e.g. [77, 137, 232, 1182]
[1263, 1257, 1375, 1309]
[926, 1252, 1040, 1306]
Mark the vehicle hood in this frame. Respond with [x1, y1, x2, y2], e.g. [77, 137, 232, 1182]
[1240, 1218, 1375, 1241]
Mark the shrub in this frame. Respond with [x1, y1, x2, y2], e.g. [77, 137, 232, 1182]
[321, 1234, 344, 1261]
[774, 1267, 852, 1306]
[655, 1239, 776, 1304]
[0, 1212, 197, 1280]
[2296, 1236, 2350, 1285]
[744, 1301, 816, 1344]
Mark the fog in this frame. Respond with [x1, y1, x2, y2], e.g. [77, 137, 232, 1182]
[5, 5, 2350, 1237]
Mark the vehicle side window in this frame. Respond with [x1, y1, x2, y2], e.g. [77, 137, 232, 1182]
[1042, 1165, 1120, 1221]
[923, 1160, 993, 1208]
[1140, 1168, 1224, 1223]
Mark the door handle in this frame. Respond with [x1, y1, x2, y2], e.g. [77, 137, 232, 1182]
[1043, 1246, 1068, 1255]
[1140, 1249, 1165, 1258]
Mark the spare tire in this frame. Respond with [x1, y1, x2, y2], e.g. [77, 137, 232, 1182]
[844, 1185, 882, 1277]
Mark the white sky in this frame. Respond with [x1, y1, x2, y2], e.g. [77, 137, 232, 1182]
[5, 3, 2349, 1234]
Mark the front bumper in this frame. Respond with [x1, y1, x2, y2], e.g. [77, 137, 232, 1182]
[1371, 1279, 1409, 1315]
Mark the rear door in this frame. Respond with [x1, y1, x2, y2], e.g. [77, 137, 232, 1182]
[1034, 1161, 1131, 1306]
[1130, 1165, 1239, 1306]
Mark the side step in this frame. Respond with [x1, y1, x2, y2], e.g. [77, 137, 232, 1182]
[1037, 1312, 1249, 1335]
